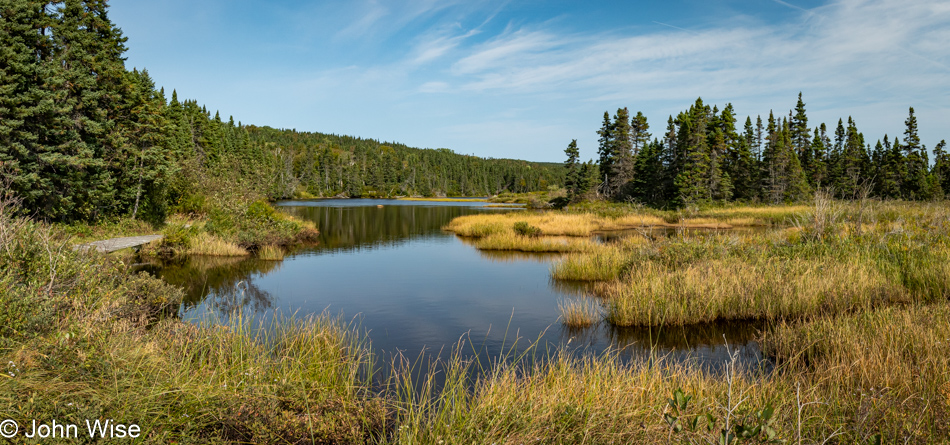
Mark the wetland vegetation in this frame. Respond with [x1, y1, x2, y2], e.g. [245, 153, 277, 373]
[4, 193, 950, 443]
[2, 1, 949, 443]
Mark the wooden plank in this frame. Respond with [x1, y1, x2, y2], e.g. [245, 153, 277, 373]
[76, 235, 163, 253]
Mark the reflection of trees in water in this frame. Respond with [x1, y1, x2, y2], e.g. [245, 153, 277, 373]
[286, 205, 488, 252]
[139, 255, 280, 316]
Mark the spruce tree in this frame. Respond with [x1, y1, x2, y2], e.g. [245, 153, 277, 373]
[673, 99, 713, 206]
[630, 111, 651, 157]
[0, 0, 50, 210]
[791, 93, 810, 156]
[629, 139, 664, 205]
[902, 107, 929, 199]
[596, 111, 614, 195]
[563, 139, 581, 200]
[932, 140, 950, 196]
[609, 107, 634, 197]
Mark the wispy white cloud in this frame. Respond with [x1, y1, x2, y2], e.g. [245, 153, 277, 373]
[410, 0, 949, 127]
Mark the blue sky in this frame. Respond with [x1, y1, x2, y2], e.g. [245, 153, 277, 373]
[110, 0, 949, 163]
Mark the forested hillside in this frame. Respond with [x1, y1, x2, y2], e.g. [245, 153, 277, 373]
[0, 0, 563, 224]
[570, 95, 948, 207]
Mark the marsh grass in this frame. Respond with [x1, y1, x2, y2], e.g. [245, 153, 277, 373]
[472, 232, 595, 252]
[398, 197, 488, 202]
[187, 232, 250, 256]
[8, 197, 950, 443]
[552, 245, 629, 281]
[256, 244, 285, 260]
[558, 298, 601, 328]
[603, 256, 907, 326]
[1, 209, 382, 443]
[761, 303, 950, 442]
[446, 205, 794, 241]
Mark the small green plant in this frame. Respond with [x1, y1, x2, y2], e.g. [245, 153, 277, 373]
[665, 388, 781, 444]
[513, 221, 542, 237]
[155, 224, 197, 257]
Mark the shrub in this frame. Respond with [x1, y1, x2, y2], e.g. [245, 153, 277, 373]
[513, 221, 542, 237]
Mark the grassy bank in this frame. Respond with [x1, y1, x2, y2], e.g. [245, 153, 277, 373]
[0, 211, 381, 443]
[62, 198, 318, 260]
[383, 301, 950, 444]
[489, 198, 950, 327]
[4, 199, 950, 442]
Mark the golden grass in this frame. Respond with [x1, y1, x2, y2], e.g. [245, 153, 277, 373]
[187, 232, 249, 256]
[765, 303, 950, 391]
[552, 245, 629, 281]
[760, 303, 950, 441]
[602, 257, 906, 326]
[398, 197, 488, 202]
[557, 298, 601, 327]
[472, 232, 594, 252]
[446, 208, 785, 240]
[388, 349, 861, 444]
[257, 244, 285, 260]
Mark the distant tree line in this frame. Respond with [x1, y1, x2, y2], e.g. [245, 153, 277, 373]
[565, 94, 948, 207]
[0, 0, 562, 223]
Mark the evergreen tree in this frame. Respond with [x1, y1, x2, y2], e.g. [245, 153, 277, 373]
[933, 140, 950, 196]
[609, 107, 633, 197]
[902, 107, 930, 199]
[0, 0, 50, 210]
[836, 117, 867, 198]
[754, 115, 764, 161]
[731, 118, 758, 201]
[630, 111, 651, 157]
[563, 139, 581, 200]
[763, 117, 809, 202]
[628, 139, 664, 205]
[114, 69, 174, 223]
[673, 99, 713, 206]
[596, 111, 613, 195]
[807, 127, 828, 188]
[791, 93, 810, 157]
[578, 160, 600, 199]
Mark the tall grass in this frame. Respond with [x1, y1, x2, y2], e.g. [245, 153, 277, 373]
[0, 206, 381, 443]
[7, 197, 950, 443]
[552, 245, 629, 281]
[603, 256, 907, 326]
[256, 244, 285, 260]
[187, 232, 250, 256]
[472, 232, 595, 252]
[761, 303, 950, 443]
[558, 298, 601, 328]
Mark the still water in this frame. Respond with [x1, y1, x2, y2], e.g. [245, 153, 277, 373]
[148, 199, 765, 374]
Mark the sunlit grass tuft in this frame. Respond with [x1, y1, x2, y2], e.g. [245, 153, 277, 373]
[473, 232, 594, 252]
[558, 298, 601, 328]
[552, 245, 629, 281]
[187, 232, 249, 256]
[256, 244, 285, 260]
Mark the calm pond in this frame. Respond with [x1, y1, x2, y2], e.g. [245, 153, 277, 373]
[146, 199, 765, 375]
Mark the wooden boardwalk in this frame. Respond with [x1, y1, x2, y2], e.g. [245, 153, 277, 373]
[76, 235, 163, 253]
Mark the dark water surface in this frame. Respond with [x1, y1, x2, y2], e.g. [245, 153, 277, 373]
[147, 199, 766, 376]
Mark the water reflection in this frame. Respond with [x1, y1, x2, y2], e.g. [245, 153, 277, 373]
[282, 199, 507, 253]
[557, 317, 768, 373]
[146, 199, 767, 378]
[139, 255, 278, 314]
